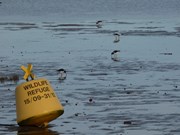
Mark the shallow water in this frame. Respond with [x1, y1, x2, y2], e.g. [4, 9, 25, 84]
[1, 0, 180, 135]
[0, 19, 180, 135]
[0, 0, 180, 21]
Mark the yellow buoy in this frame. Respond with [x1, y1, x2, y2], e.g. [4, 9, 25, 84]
[15, 64, 64, 127]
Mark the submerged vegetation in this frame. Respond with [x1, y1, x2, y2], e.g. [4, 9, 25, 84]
[0, 74, 19, 83]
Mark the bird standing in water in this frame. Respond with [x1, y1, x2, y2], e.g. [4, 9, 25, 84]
[57, 68, 67, 80]
[113, 32, 121, 43]
[111, 50, 120, 61]
[96, 20, 103, 28]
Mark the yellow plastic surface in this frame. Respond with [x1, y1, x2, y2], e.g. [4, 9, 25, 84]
[21, 64, 35, 81]
[15, 78, 64, 127]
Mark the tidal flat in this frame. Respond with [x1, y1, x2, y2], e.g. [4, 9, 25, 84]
[0, 19, 180, 135]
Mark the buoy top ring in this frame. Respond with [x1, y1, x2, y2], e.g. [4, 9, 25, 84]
[21, 64, 36, 81]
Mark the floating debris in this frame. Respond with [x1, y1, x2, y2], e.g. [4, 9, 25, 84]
[65, 100, 69, 103]
[123, 120, 132, 125]
[89, 98, 93, 103]
[160, 53, 173, 55]
[126, 91, 132, 94]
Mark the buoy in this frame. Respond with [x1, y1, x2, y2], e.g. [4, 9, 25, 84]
[15, 64, 64, 127]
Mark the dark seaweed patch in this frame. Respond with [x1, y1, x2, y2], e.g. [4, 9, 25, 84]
[0, 22, 38, 31]
[136, 26, 164, 29]
[0, 74, 19, 83]
[123, 30, 178, 36]
[108, 21, 135, 25]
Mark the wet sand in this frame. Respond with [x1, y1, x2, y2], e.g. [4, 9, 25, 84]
[0, 20, 180, 135]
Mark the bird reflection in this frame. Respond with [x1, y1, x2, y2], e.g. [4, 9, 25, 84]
[111, 50, 120, 61]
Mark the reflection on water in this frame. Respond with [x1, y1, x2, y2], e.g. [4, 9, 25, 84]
[0, 124, 61, 135]
[0, 21, 179, 37]
[17, 126, 60, 135]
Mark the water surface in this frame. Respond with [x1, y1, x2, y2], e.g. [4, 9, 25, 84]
[0, 0, 180, 135]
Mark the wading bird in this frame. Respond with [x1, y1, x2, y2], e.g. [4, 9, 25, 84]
[111, 50, 120, 61]
[96, 20, 103, 28]
[113, 32, 121, 43]
[57, 68, 67, 80]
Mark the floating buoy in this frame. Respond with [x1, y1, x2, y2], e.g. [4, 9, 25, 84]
[15, 64, 64, 127]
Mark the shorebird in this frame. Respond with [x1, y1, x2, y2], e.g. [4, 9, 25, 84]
[57, 68, 67, 80]
[96, 20, 103, 28]
[111, 50, 120, 61]
[113, 32, 121, 43]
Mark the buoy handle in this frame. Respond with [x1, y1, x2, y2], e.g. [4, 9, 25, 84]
[21, 64, 36, 81]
